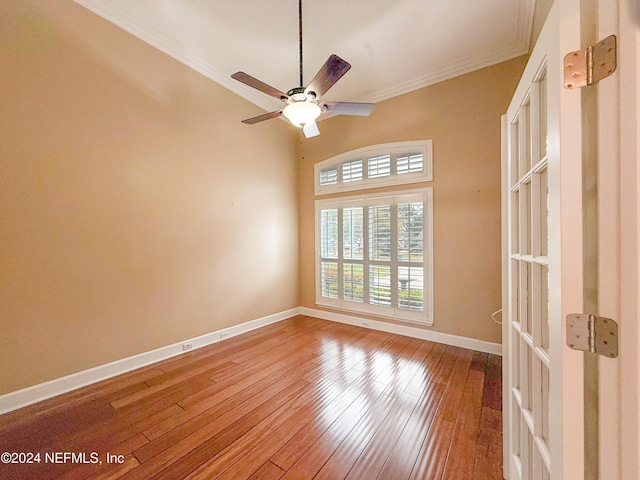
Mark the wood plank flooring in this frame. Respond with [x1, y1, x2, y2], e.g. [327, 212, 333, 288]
[0, 315, 503, 479]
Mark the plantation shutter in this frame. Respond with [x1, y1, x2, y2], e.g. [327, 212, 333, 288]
[316, 189, 432, 324]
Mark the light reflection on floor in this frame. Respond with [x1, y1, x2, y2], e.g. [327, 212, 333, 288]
[311, 333, 432, 440]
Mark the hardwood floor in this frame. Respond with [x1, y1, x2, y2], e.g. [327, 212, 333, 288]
[0, 315, 503, 479]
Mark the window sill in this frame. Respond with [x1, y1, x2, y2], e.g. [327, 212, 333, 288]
[315, 300, 434, 327]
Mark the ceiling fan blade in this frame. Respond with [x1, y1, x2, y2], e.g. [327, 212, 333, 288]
[303, 121, 320, 138]
[231, 72, 288, 101]
[304, 54, 351, 98]
[321, 101, 375, 116]
[241, 110, 283, 124]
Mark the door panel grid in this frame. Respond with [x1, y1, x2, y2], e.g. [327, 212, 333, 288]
[507, 63, 551, 479]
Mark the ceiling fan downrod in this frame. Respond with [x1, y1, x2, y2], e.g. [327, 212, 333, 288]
[298, 0, 303, 87]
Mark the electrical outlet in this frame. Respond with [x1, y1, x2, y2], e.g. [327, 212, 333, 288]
[182, 342, 194, 351]
[220, 331, 229, 340]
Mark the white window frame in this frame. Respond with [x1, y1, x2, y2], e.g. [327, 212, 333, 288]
[315, 187, 434, 325]
[314, 140, 433, 195]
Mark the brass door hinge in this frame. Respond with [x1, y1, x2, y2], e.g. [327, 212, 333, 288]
[566, 314, 619, 358]
[564, 35, 617, 89]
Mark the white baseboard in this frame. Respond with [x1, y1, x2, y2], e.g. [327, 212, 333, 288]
[0, 308, 298, 415]
[299, 307, 502, 356]
[1, 306, 501, 415]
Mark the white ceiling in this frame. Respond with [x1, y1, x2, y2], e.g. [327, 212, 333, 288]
[74, 0, 536, 115]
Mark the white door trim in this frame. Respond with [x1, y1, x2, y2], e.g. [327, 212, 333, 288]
[618, 0, 640, 476]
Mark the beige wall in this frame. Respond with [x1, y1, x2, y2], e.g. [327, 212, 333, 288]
[298, 56, 527, 344]
[0, 0, 299, 395]
[0, 0, 527, 397]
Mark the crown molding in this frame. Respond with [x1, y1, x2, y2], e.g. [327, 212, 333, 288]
[74, 0, 534, 113]
[357, 42, 529, 105]
[73, 0, 283, 115]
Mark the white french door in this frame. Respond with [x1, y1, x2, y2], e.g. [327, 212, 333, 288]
[503, 0, 638, 479]
[502, 1, 585, 478]
[503, 7, 556, 478]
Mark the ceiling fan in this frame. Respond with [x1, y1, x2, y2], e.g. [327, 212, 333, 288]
[231, 0, 375, 138]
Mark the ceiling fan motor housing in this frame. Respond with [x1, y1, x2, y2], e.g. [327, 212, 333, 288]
[285, 87, 316, 103]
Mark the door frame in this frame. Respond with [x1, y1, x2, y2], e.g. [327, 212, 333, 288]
[617, 0, 640, 476]
[583, 0, 639, 477]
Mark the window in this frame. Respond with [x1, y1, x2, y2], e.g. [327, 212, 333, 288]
[397, 153, 424, 174]
[314, 141, 433, 195]
[319, 167, 338, 186]
[316, 188, 433, 325]
[367, 154, 391, 178]
[342, 159, 363, 183]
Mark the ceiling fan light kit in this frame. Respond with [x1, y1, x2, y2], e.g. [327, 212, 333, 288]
[282, 99, 321, 128]
[231, 0, 374, 138]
